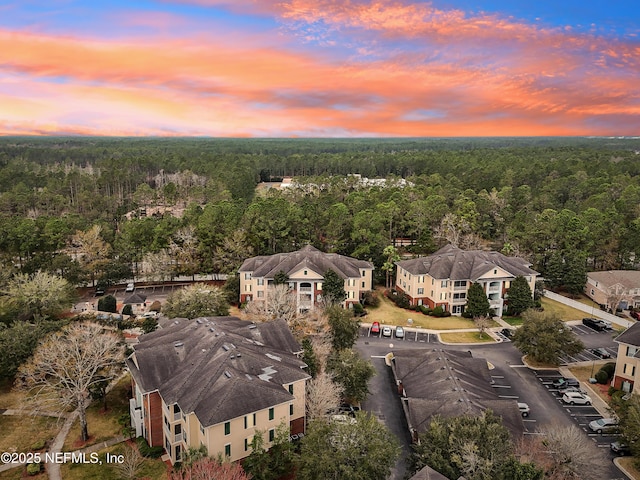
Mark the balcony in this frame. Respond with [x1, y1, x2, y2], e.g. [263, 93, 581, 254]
[174, 432, 184, 443]
[453, 285, 467, 291]
[129, 398, 143, 437]
[173, 411, 182, 422]
[298, 286, 312, 293]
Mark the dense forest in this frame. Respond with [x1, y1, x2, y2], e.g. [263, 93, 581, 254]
[1, 136, 640, 299]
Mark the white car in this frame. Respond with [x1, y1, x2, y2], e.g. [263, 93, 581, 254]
[517, 402, 530, 417]
[382, 326, 393, 337]
[125, 282, 135, 292]
[562, 391, 592, 405]
[395, 326, 405, 338]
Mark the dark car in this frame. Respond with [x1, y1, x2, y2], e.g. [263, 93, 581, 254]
[501, 328, 514, 338]
[582, 317, 608, 331]
[552, 377, 580, 389]
[94, 285, 106, 296]
[631, 311, 640, 321]
[370, 322, 380, 335]
[611, 441, 631, 456]
[590, 347, 611, 359]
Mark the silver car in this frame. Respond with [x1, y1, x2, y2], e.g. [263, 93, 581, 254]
[395, 326, 405, 338]
[562, 391, 592, 405]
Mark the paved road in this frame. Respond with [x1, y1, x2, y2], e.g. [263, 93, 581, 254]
[356, 332, 630, 480]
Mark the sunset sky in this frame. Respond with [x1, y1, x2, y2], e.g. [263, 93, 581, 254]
[1, 0, 638, 137]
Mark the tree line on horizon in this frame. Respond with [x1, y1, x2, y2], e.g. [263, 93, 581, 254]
[1, 136, 640, 302]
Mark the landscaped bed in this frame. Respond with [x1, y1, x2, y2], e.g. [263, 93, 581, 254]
[0, 415, 59, 454]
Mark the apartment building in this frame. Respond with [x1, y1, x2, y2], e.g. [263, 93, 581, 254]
[612, 322, 640, 394]
[394, 244, 538, 317]
[585, 270, 640, 312]
[238, 245, 374, 311]
[127, 316, 309, 464]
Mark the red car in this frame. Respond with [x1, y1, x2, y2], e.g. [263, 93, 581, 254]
[371, 322, 380, 335]
[631, 311, 640, 321]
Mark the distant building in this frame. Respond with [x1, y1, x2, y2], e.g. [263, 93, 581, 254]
[238, 245, 374, 311]
[585, 270, 640, 311]
[127, 316, 309, 464]
[395, 245, 538, 317]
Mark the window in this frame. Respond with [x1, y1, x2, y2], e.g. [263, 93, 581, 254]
[407, 285, 411, 292]
[403, 270, 407, 277]
[634, 366, 637, 376]
[225, 422, 230, 435]
[362, 281, 365, 288]
[224, 444, 231, 457]
[304, 270, 308, 275]
[452, 305, 463, 314]
[627, 346, 638, 357]
[590, 289, 595, 295]
[409, 274, 412, 281]
[494, 269, 497, 274]
[362, 270, 366, 277]
[245, 438, 249, 451]
[200, 424, 204, 435]
[430, 290, 434, 297]
[453, 293, 466, 300]
[417, 288, 424, 295]
[244, 284, 251, 292]
[269, 429, 275, 442]
[624, 364, 627, 374]
[288, 384, 294, 394]
[290, 404, 294, 415]
[431, 278, 434, 285]
[454, 280, 466, 288]
[257, 278, 264, 286]
[257, 291, 264, 298]
[244, 273, 251, 280]
[441, 280, 447, 288]
[317, 283, 322, 290]
[269, 407, 274, 420]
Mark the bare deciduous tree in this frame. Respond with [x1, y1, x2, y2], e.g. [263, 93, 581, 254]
[473, 315, 493, 339]
[114, 444, 144, 480]
[306, 372, 344, 421]
[529, 426, 607, 480]
[142, 249, 174, 283]
[607, 282, 630, 314]
[16, 322, 124, 442]
[310, 335, 332, 373]
[168, 457, 250, 480]
[244, 284, 297, 325]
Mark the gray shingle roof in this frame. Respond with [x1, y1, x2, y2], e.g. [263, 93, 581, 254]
[396, 244, 537, 280]
[615, 322, 640, 347]
[127, 316, 309, 427]
[588, 270, 640, 290]
[239, 245, 373, 279]
[392, 348, 524, 439]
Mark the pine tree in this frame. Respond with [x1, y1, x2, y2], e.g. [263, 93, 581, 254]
[506, 276, 534, 316]
[465, 282, 491, 317]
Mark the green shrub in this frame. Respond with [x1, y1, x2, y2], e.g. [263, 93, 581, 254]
[362, 290, 380, 308]
[26, 463, 42, 476]
[608, 386, 619, 397]
[122, 304, 133, 316]
[595, 369, 609, 384]
[602, 362, 616, 378]
[353, 303, 364, 315]
[136, 436, 165, 458]
[31, 439, 46, 451]
[419, 306, 431, 315]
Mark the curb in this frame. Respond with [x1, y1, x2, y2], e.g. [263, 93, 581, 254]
[613, 457, 638, 480]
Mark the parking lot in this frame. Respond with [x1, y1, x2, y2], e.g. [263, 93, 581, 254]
[557, 325, 619, 364]
[359, 325, 439, 344]
[535, 371, 625, 455]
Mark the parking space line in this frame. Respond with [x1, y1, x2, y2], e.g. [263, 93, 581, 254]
[498, 395, 519, 399]
[492, 385, 512, 388]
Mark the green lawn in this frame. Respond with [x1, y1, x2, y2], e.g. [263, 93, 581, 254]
[366, 290, 482, 330]
[439, 332, 495, 343]
[0, 378, 27, 410]
[63, 374, 131, 451]
[502, 316, 523, 326]
[0, 415, 59, 453]
[540, 297, 588, 321]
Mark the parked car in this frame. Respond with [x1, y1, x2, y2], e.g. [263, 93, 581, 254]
[590, 347, 611, 359]
[501, 328, 514, 338]
[518, 402, 530, 417]
[588, 417, 619, 434]
[339, 403, 360, 417]
[559, 386, 588, 395]
[125, 282, 135, 292]
[611, 441, 632, 456]
[331, 414, 356, 424]
[630, 310, 640, 321]
[382, 326, 393, 337]
[94, 285, 106, 296]
[371, 322, 380, 335]
[582, 317, 608, 331]
[552, 377, 580, 389]
[395, 326, 405, 338]
[562, 391, 592, 405]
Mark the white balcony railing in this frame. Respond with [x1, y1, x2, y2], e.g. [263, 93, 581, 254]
[173, 411, 182, 422]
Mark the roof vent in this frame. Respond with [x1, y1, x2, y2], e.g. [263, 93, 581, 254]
[230, 355, 235, 359]
[224, 371, 232, 378]
[236, 353, 242, 358]
[209, 327, 215, 332]
[222, 345, 230, 351]
[173, 320, 179, 325]
[245, 374, 252, 380]
[174, 342, 184, 347]
[201, 349, 207, 353]
[249, 324, 257, 330]
[196, 319, 203, 324]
